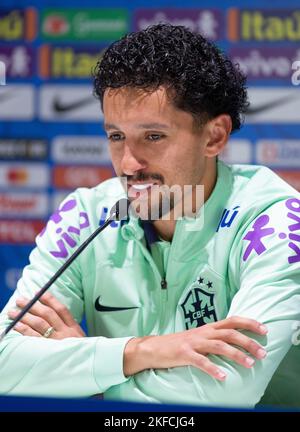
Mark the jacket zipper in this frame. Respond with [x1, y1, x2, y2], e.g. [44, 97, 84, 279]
[157, 220, 182, 331]
[159, 277, 168, 331]
[135, 240, 168, 333]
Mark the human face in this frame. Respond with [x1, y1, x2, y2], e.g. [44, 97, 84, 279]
[103, 86, 214, 221]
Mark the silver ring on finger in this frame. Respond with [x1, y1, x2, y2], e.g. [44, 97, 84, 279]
[42, 326, 55, 338]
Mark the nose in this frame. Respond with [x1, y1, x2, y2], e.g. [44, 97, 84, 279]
[120, 143, 147, 176]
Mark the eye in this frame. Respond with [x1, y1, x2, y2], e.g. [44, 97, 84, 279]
[108, 133, 123, 142]
[147, 134, 165, 141]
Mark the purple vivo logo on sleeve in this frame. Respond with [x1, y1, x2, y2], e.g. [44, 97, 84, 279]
[285, 198, 300, 264]
[242, 198, 300, 265]
[39, 198, 77, 236]
[39, 198, 90, 259]
[242, 215, 275, 261]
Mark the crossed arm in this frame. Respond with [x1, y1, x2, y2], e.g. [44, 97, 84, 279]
[9, 292, 268, 382]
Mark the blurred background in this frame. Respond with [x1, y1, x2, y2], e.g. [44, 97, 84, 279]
[0, 0, 299, 309]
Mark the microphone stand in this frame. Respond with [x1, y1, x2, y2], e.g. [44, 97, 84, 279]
[0, 198, 129, 342]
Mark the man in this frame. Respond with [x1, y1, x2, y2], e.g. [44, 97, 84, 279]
[0, 24, 299, 408]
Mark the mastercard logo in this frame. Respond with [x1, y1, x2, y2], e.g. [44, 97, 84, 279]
[7, 168, 29, 185]
[43, 16, 69, 35]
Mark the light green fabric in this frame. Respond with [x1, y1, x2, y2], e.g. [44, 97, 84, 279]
[150, 240, 171, 279]
[0, 161, 299, 408]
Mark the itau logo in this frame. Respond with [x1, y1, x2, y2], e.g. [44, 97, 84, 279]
[0, 61, 6, 85]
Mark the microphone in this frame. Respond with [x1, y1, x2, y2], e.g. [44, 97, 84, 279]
[0, 198, 130, 343]
[109, 197, 130, 221]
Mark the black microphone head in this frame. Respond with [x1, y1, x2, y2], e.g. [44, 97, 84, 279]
[110, 198, 130, 221]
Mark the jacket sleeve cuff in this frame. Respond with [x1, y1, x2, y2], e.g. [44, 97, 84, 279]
[93, 336, 135, 392]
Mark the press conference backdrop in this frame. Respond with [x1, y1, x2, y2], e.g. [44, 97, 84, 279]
[0, 0, 300, 309]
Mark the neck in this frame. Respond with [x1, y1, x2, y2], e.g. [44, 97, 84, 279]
[153, 160, 217, 242]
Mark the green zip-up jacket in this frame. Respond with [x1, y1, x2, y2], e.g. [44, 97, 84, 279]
[0, 161, 299, 408]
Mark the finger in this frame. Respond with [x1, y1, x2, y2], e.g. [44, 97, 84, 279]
[190, 353, 227, 381]
[8, 309, 50, 336]
[215, 329, 267, 360]
[204, 340, 256, 368]
[212, 316, 268, 335]
[14, 322, 41, 337]
[75, 326, 86, 337]
[16, 296, 65, 331]
[39, 292, 79, 328]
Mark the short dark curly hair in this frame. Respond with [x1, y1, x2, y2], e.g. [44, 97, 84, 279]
[93, 23, 248, 132]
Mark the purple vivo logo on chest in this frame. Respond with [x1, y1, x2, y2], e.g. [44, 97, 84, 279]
[39, 198, 90, 259]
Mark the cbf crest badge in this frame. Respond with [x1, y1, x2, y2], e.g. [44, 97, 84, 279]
[180, 276, 217, 330]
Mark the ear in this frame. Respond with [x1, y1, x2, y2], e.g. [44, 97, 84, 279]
[204, 114, 232, 158]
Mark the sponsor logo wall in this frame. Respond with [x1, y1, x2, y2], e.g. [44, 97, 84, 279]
[0, 1, 299, 307]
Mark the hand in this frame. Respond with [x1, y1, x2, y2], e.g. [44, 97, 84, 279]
[8, 292, 86, 340]
[124, 316, 268, 380]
